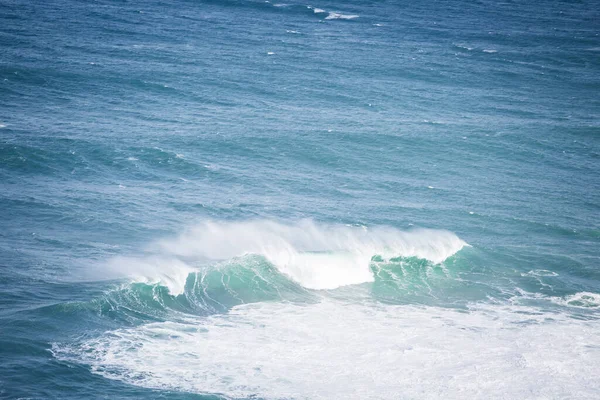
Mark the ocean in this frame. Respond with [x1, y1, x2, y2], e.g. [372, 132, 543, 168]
[1, 0, 599, 398]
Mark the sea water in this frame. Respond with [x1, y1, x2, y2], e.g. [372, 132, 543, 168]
[1, 0, 599, 398]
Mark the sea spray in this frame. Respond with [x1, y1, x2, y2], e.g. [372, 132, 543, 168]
[110, 219, 468, 291]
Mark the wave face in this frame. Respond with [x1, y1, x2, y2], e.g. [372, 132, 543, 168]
[147, 219, 467, 291]
[93, 257, 314, 322]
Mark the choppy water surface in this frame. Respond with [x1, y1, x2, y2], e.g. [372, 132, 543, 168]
[1, 0, 599, 398]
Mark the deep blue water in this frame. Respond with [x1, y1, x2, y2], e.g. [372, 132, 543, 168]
[1, 0, 599, 398]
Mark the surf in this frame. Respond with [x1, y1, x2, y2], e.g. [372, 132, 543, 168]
[106, 219, 468, 292]
[52, 299, 600, 400]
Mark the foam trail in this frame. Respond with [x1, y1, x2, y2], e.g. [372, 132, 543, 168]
[557, 292, 600, 308]
[153, 219, 467, 290]
[511, 289, 600, 310]
[52, 300, 600, 399]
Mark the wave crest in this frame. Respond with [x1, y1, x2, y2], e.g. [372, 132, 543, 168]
[148, 220, 467, 290]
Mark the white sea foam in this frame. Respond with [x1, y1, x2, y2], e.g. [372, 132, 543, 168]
[325, 12, 359, 20]
[523, 269, 558, 277]
[512, 288, 600, 310]
[454, 44, 473, 51]
[551, 292, 600, 309]
[53, 300, 600, 399]
[308, 6, 326, 14]
[151, 219, 467, 290]
[106, 256, 194, 295]
[483, 49, 498, 53]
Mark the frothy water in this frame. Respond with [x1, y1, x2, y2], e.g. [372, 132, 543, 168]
[53, 300, 600, 399]
[325, 12, 359, 20]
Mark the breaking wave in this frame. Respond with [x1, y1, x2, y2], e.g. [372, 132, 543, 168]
[111, 219, 467, 293]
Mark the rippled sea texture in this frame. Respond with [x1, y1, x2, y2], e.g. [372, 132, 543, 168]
[1, 0, 599, 398]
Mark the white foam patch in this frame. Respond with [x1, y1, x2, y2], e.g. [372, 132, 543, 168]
[53, 300, 600, 399]
[454, 44, 473, 51]
[308, 6, 326, 14]
[155, 219, 467, 290]
[523, 269, 559, 277]
[552, 292, 600, 309]
[512, 289, 600, 310]
[325, 12, 359, 20]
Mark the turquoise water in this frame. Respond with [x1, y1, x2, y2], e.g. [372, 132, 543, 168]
[1, 0, 599, 398]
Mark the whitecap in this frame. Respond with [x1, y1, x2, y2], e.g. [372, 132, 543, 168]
[104, 219, 467, 293]
[325, 12, 359, 20]
[307, 6, 326, 13]
[53, 300, 600, 399]
[454, 44, 473, 51]
[524, 269, 559, 277]
[512, 289, 600, 309]
[153, 219, 467, 290]
[106, 256, 194, 296]
[553, 292, 600, 309]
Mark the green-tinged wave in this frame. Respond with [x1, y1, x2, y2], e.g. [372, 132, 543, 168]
[95, 256, 315, 322]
